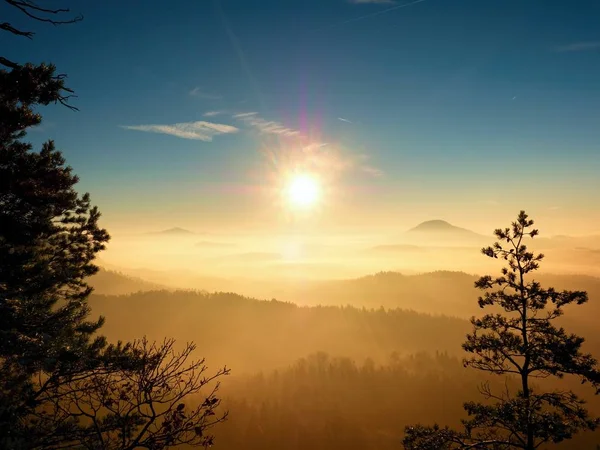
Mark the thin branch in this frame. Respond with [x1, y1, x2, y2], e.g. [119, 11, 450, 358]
[0, 56, 20, 69]
[2, 0, 82, 45]
[4, 0, 83, 28]
[0, 21, 33, 37]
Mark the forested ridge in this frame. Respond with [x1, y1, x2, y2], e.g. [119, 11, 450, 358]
[89, 288, 600, 449]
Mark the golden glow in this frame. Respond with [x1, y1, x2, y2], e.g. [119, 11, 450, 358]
[285, 173, 320, 208]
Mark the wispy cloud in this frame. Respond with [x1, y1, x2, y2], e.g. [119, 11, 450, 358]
[355, 154, 384, 177]
[121, 121, 239, 141]
[233, 112, 300, 137]
[555, 41, 600, 53]
[309, 0, 424, 32]
[189, 87, 222, 100]
[338, 117, 353, 124]
[349, 0, 396, 3]
[296, 146, 384, 177]
[233, 112, 258, 119]
[341, 0, 425, 24]
[362, 165, 384, 177]
[231, 112, 383, 177]
[203, 110, 225, 117]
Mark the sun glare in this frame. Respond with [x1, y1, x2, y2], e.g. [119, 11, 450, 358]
[286, 174, 320, 208]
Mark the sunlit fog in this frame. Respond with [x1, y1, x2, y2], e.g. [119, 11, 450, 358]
[3, 0, 600, 449]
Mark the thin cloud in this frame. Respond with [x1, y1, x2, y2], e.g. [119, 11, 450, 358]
[303, 142, 329, 152]
[203, 110, 225, 117]
[555, 41, 600, 53]
[338, 117, 353, 124]
[362, 165, 384, 177]
[233, 113, 383, 177]
[121, 121, 239, 141]
[296, 144, 383, 177]
[189, 87, 222, 100]
[233, 112, 300, 137]
[349, 0, 396, 3]
[340, 0, 425, 25]
[233, 111, 258, 119]
[356, 153, 384, 177]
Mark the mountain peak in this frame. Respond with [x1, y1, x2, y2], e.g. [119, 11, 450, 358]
[406, 220, 486, 242]
[409, 220, 459, 232]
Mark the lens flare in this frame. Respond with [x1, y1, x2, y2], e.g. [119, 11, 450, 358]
[286, 174, 320, 208]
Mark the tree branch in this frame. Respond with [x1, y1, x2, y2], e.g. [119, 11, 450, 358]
[2, 0, 83, 38]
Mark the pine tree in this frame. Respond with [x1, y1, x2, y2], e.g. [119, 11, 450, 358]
[0, 31, 114, 448]
[403, 211, 600, 449]
[1, 3, 229, 447]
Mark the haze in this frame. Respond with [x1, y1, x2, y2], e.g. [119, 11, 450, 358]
[5, 0, 600, 448]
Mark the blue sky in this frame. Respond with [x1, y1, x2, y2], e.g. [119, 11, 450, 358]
[6, 0, 600, 234]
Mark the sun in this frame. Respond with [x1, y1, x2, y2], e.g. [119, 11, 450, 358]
[285, 173, 320, 208]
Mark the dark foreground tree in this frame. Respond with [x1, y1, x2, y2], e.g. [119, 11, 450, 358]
[403, 211, 600, 450]
[1, 2, 230, 448]
[1, 58, 113, 449]
[30, 339, 229, 449]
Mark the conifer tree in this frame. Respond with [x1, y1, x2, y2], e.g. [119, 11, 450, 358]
[1, 2, 229, 447]
[403, 211, 600, 449]
[1, 6, 112, 442]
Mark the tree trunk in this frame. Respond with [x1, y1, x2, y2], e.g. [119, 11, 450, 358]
[518, 246, 534, 450]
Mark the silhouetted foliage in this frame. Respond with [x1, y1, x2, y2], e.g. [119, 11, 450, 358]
[33, 338, 229, 449]
[212, 352, 479, 450]
[1, 0, 79, 107]
[0, 50, 113, 445]
[1, 0, 82, 70]
[1, 6, 230, 447]
[404, 211, 600, 449]
[89, 285, 600, 449]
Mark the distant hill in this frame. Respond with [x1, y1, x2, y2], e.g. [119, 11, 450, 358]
[89, 290, 470, 373]
[89, 269, 168, 295]
[89, 272, 600, 373]
[409, 220, 459, 232]
[408, 220, 485, 238]
[275, 270, 600, 321]
[402, 220, 488, 246]
[281, 270, 480, 316]
[111, 267, 233, 292]
[148, 227, 196, 236]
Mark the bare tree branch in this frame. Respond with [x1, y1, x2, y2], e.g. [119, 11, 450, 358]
[1, 21, 32, 37]
[0, 56, 19, 69]
[2, 0, 83, 38]
[25, 338, 230, 449]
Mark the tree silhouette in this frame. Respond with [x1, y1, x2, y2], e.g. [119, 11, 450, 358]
[33, 339, 229, 449]
[0, 61, 112, 447]
[1, 0, 80, 106]
[403, 211, 600, 449]
[1, 4, 229, 447]
[2, 0, 82, 35]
